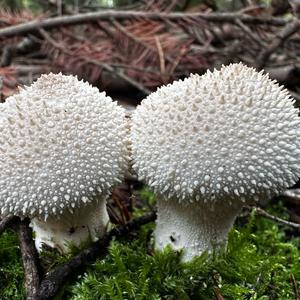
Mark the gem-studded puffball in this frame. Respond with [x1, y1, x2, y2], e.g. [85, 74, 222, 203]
[0, 73, 128, 219]
[131, 63, 300, 204]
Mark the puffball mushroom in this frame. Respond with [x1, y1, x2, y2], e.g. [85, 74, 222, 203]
[0, 73, 129, 253]
[131, 63, 300, 261]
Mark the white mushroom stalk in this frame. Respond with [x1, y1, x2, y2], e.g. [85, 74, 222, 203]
[131, 63, 300, 261]
[32, 201, 109, 253]
[0, 73, 129, 253]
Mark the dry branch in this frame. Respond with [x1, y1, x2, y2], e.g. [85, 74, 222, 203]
[15, 218, 42, 300]
[0, 10, 291, 38]
[235, 19, 265, 47]
[247, 206, 300, 230]
[290, 274, 300, 300]
[256, 19, 300, 69]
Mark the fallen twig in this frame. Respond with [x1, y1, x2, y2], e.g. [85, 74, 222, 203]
[246, 206, 300, 230]
[256, 19, 300, 69]
[0, 11, 290, 38]
[37, 211, 156, 300]
[155, 36, 166, 75]
[290, 274, 300, 300]
[15, 218, 42, 300]
[235, 19, 265, 47]
[213, 288, 225, 300]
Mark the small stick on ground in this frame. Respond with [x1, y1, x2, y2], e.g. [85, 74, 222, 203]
[15, 218, 42, 300]
[0, 11, 289, 38]
[256, 19, 300, 69]
[290, 274, 300, 300]
[246, 206, 300, 230]
[38, 211, 156, 300]
[213, 288, 225, 300]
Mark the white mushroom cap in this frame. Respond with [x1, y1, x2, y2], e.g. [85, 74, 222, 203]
[132, 63, 300, 205]
[0, 73, 129, 219]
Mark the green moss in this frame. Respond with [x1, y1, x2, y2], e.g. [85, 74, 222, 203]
[0, 230, 25, 300]
[69, 211, 300, 300]
[139, 187, 156, 208]
[1, 200, 299, 299]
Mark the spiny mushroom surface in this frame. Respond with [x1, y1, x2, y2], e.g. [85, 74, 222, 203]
[0, 73, 129, 253]
[131, 63, 300, 261]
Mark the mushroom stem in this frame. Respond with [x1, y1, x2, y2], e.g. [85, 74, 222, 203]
[155, 198, 243, 261]
[31, 200, 109, 253]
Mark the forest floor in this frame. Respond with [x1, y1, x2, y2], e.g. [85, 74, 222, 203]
[1, 187, 300, 300]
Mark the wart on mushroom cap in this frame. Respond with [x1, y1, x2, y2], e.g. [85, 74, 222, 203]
[0, 73, 129, 253]
[131, 63, 300, 261]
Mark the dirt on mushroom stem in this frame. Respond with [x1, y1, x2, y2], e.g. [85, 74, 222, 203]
[155, 196, 244, 261]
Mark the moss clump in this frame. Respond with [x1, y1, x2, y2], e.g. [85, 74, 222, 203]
[69, 211, 300, 300]
[0, 196, 299, 299]
[0, 230, 25, 300]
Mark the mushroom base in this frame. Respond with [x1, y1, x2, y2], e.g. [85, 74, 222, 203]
[31, 200, 109, 253]
[155, 198, 243, 262]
